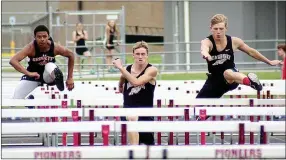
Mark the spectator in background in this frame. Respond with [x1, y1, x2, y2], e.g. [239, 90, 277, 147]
[277, 44, 286, 79]
[105, 20, 120, 73]
[72, 22, 95, 76]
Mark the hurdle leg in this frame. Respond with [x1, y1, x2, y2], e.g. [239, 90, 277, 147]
[260, 125, 267, 144]
[175, 105, 179, 145]
[220, 105, 224, 145]
[199, 109, 207, 145]
[72, 111, 79, 146]
[157, 100, 162, 145]
[184, 108, 190, 145]
[168, 100, 174, 145]
[256, 92, 262, 143]
[238, 123, 245, 145]
[102, 125, 110, 146]
[45, 106, 52, 147]
[249, 99, 255, 145]
[236, 95, 241, 119]
[266, 91, 271, 144]
[89, 110, 95, 146]
[113, 105, 119, 145]
[62, 99, 68, 146]
[77, 100, 82, 146]
[230, 95, 233, 144]
[212, 105, 216, 145]
[51, 94, 58, 147]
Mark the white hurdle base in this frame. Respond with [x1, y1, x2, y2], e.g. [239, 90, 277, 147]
[2, 145, 285, 159]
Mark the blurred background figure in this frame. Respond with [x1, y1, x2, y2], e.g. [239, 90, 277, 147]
[72, 22, 95, 77]
[105, 20, 120, 73]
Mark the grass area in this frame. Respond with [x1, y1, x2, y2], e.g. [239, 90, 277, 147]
[159, 71, 281, 80]
[74, 71, 282, 81]
[126, 54, 162, 64]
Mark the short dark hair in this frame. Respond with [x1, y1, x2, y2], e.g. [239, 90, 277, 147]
[277, 44, 286, 52]
[34, 25, 49, 36]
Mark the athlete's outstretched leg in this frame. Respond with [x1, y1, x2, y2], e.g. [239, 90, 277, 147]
[223, 69, 262, 91]
[43, 62, 64, 91]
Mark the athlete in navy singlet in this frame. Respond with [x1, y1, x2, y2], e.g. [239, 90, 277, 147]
[10, 25, 75, 100]
[197, 14, 281, 100]
[113, 41, 158, 145]
[196, 14, 282, 121]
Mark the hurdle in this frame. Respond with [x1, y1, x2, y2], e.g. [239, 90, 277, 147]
[3, 106, 285, 146]
[2, 98, 285, 146]
[3, 80, 285, 101]
[2, 120, 285, 147]
[5, 98, 284, 107]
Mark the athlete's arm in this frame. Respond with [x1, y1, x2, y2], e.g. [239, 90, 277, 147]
[9, 43, 33, 76]
[105, 26, 111, 46]
[119, 66, 157, 87]
[118, 68, 126, 87]
[115, 29, 120, 42]
[72, 31, 81, 42]
[233, 37, 272, 65]
[83, 30, 88, 40]
[118, 71, 125, 93]
[54, 44, 75, 79]
[201, 39, 212, 60]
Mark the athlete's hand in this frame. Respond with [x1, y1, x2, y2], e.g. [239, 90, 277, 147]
[28, 72, 40, 80]
[268, 60, 282, 66]
[119, 85, 124, 93]
[107, 44, 111, 47]
[112, 58, 123, 69]
[66, 78, 74, 91]
[203, 55, 213, 61]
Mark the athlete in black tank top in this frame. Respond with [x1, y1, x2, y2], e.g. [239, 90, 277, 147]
[26, 37, 56, 82]
[10, 25, 76, 94]
[206, 35, 236, 76]
[123, 64, 155, 107]
[113, 41, 158, 145]
[196, 14, 281, 121]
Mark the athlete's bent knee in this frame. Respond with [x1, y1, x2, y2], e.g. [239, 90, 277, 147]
[43, 62, 57, 84]
[223, 69, 235, 84]
[126, 116, 138, 121]
[223, 69, 233, 77]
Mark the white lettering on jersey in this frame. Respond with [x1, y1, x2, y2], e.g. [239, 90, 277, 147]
[126, 82, 146, 96]
[211, 53, 231, 66]
[32, 54, 55, 66]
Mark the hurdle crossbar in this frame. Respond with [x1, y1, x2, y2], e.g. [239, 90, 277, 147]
[2, 108, 82, 118]
[2, 98, 166, 106]
[2, 145, 285, 159]
[166, 98, 285, 106]
[3, 99, 285, 107]
[2, 121, 285, 134]
[2, 99, 69, 106]
[83, 108, 191, 117]
[195, 107, 285, 116]
[2, 107, 285, 118]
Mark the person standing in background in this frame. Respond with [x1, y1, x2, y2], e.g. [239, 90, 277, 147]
[105, 20, 120, 73]
[72, 22, 95, 76]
